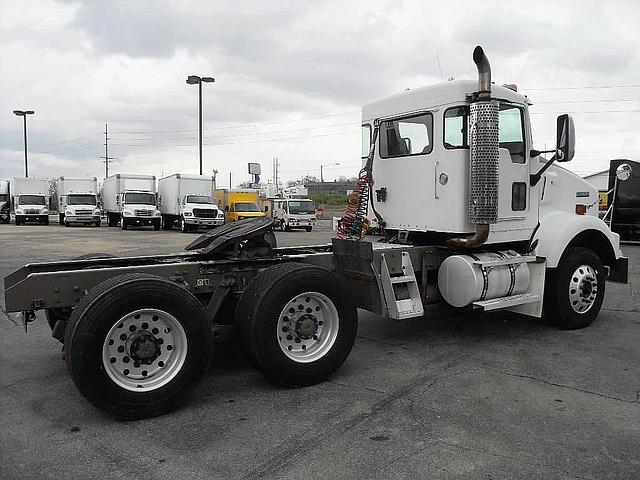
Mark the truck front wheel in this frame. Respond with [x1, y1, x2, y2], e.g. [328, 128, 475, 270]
[59, 213, 65, 225]
[544, 247, 606, 329]
[63, 273, 213, 418]
[235, 263, 357, 387]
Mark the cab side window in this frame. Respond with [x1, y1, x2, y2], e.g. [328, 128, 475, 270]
[499, 104, 526, 164]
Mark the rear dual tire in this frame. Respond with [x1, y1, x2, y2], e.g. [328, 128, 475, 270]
[235, 263, 357, 387]
[64, 273, 213, 419]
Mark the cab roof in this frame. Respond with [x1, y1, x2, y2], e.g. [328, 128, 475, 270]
[362, 79, 529, 122]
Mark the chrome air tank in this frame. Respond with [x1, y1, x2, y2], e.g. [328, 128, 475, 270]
[438, 251, 530, 308]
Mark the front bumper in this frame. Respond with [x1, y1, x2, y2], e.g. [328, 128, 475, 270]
[287, 219, 316, 228]
[608, 256, 628, 284]
[17, 214, 48, 222]
[123, 216, 159, 226]
[66, 215, 100, 224]
[186, 217, 224, 227]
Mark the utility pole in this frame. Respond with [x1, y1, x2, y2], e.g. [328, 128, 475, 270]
[229, 171, 232, 189]
[100, 123, 114, 178]
[212, 169, 218, 190]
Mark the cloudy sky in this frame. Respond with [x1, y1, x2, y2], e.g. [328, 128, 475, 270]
[1, 0, 639, 186]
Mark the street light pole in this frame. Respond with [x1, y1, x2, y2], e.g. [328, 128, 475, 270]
[13, 110, 35, 177]
[186, 75, 215, 175]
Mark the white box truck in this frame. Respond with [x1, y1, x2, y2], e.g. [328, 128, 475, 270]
[56, 176, 100, 227]
[9, 177, 50, 225]
[102, 174, 160, 230]
[0, 180, 10, 224]
[158, 174, 224, 232]
[272, 198, 317, 232]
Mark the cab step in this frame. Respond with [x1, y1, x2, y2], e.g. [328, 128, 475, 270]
[473, 293, 540, 311]
[380, 252, 424, 320]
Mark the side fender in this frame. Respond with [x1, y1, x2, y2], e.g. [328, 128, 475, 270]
[532, 212, 623, 268]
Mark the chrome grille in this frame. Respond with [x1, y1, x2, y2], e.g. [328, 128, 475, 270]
[134, 209, 152, 216]
[75, 210, 93, 215]
[468, 100, 499, 224]
[25, 209, 38, 215]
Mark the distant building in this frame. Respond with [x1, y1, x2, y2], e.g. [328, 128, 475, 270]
[306, 180, 356, 196]
[582, 170, 609, 191]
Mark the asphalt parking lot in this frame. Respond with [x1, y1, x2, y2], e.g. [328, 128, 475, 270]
[1, 221, 638, 479]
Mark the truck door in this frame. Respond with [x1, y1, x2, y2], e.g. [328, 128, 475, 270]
[494, 103, 538, 236]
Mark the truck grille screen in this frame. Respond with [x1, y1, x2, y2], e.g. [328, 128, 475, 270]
[193, 208, 217, 218]
[469, 100, 499, 224]
[76, 210, 93, 215]
[135, 210, 152, 216]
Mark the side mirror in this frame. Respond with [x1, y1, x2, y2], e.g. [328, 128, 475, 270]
[555, 114, 575, 162]
[616, 163, 632, 182]
[264, 205, 269, 212]
[116, 195, 120, 205]
[224, 205, 229, 212]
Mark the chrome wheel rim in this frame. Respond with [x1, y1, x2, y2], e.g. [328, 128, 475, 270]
[569, 265, 598, 314]
[102, 308, 188, 391]
[277, 291, 339, 363]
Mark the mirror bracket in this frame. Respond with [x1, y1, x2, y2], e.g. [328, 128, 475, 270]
[530, 157, 556, 187]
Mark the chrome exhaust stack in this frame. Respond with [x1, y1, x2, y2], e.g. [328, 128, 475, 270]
[449, 46, 499, 248]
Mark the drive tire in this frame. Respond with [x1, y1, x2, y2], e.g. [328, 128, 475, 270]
[63, 273, 213, 419]
[153, 220, 160, 231]
[180, 217, 189, 233]
[121, 218, 127, 230]
[15, 217, 21, 226]
[162, 216, 173, 230]
[235, 263, 357, 387]
[544, 247, 606, 330]
[43, 217, 49, 226]
[59, 213, 64, 225]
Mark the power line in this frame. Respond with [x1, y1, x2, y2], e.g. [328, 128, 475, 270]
[530, 109, 640, 115]
[535, 98, 640, 104]
[108, 110, 361, 135]
[524, 84, 640, 91]
[110, 129, 361, 148]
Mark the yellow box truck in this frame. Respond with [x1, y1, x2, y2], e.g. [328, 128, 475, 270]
[213, 189, 266, 222]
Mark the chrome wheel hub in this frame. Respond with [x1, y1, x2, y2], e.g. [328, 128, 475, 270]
[102, 308, 188, 391]
[277, 292, 339, 363]
[569, 265, 598, 314]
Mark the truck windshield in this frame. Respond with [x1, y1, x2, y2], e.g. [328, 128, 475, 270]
[186, 195, 213, 204]
[0, 194, 8, 202]
[288, 200, 315, 214]
[19, 195, 45, 205]
[234, 202, 260, 212]
[125, 193, 156, 205]
[68, 195, 97, 206]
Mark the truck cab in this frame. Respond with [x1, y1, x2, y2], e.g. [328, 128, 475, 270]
[119, 191, 161, 230]
[178, 194, 224, 231]
[0, 181, 9, 224]
[214, 189, 266, 223]
[61, 193, 100, 227]
[273, 198, 316, 232]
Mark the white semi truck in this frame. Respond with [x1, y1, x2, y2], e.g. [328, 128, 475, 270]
[9, 177, 50, 225]
[4, 47, 629, 419]
[0, 180, 10, 224]
[56, 176, 100, 227]
[102, 174, 160, 230]
[158, 174, 224, 232]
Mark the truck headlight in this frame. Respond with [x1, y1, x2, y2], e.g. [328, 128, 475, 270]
[154, 210, 161, 216]
[16, 209, 23, 214]
[123, 210, 133, 217]
[42, 208, 48, 214]
[183, 212, 192, 217]
[93, 208, 101, 215]
[65, 209, 74, 215]
[217, 212, 224, 218]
